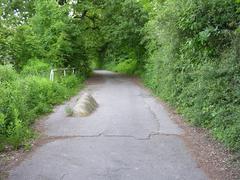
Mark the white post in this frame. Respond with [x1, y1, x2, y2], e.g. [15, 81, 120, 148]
[50, 69, 54, 81]
[50, 68, 75, 81]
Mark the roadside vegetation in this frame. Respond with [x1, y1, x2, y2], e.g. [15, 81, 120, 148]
[101, 0, 240, 151]
[0, 64, 82, 151]
[0, 0, 90, 151]
[142, 0, 240, 151]
[0, 0, 240, 152]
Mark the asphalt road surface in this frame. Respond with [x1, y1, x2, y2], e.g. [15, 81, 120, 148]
[9, 71, 208, 180]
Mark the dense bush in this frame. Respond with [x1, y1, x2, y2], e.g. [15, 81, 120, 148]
[21, 59, 50, 77]
[0, 65, 82, 151]
[143, 0, 240, 150]
[106, 59, 138, 75]
[1, 0, 91, 75]
[0, 65, 18, 83]
[60, 75, 83, 89]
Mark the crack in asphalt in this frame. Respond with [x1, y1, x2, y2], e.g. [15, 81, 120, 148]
[42, 132, 181, 144]
[60, 173, 68, 180]
[146, 105, 160, 132]
[142, 97, 162, 134]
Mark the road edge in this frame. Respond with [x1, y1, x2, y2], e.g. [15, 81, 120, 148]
[131, 76, 240, 180]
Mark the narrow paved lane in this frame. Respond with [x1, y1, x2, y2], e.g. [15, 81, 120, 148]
[9, 71, 207, 180]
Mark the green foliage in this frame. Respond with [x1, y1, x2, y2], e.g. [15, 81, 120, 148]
[0, 21, 13, 65]
[0, 0, 35, 24]
[107, 59, 138, 75]
[99, 0, 148, 70]
[0, 65, 18, 83]
[7, 118, 33, 150]
[1, 0, 92, 75]
[21, 59, 50, 76]
[60, 75, 83, 89]
[0, 65, 82, 150]
[11, 25, 43, 70]
[0, 0, 101, 150]
[0, 0, 91, 151]
[143, 0, 240, 150]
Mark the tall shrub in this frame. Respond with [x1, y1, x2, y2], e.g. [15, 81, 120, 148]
[143, 0, 240, 150]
